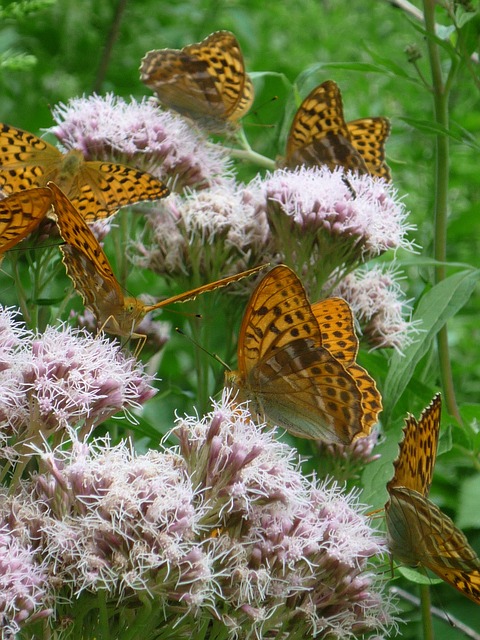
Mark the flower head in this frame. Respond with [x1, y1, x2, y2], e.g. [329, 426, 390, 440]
[0, 308, 156, 462]
[250, 166, 414, 296]
[50, 94, 233, 191]
[334, 265, 421, 353]
[133, 182, 270, 282]
[0, 521, 51, 635]
[6, 391, 396, 638]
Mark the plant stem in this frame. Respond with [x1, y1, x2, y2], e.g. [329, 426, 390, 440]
[420, 584, 434, 640]
[423, 0, 461, 423]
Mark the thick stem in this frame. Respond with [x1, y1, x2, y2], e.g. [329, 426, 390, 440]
[423, 0, 461, 423]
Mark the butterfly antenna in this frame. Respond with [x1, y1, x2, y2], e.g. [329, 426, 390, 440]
[175, 327, 231, 371]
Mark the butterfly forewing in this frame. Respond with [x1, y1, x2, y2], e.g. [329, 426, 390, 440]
[388, 393, 441, 496]
[0, 124, 169, 221]
[140, 31, 253, 131]
[285, 81, 369, 174]
[284, 81, 391, 180]
[0, 188, 53, 253]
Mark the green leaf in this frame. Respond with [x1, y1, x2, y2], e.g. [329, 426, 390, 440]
[457, 474, 480, 529]
[382, 270, 480, 423]
[397, 566, 442, 585]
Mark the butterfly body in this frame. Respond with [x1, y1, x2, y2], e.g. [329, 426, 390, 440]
[0, 123, 169, 221]
[226, 265, 382, 443]
[140, 31, 254, 132]
[284, 81, 391, 180]
[385, 394, 480, 605]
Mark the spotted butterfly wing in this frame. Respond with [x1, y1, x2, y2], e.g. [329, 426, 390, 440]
[387, 488, 480, 605]
[140, 31, 254, 132]
[0, 188, 53, 254]
[0, 124, 169, 221]
[347, 118, 391, 180]
[225, 265, 375, 443]
[387, 394, 441, 496]
[311, 298, 382, 435]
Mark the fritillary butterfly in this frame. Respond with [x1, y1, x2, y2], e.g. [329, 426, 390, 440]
[225, 265, 382, 443]
[48, 182, 264, 342]
[0, 188, 53, 254]
[140, 31, 254, 133]
[386, 394, 480, 604]
[0, 123, 169, 221]
[285, 80, 391, 180]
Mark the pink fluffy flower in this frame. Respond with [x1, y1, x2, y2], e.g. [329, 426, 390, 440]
[5, 391, 396, 638]
[334, 265, 421, 353]
[49, 94, 233, 191]
[250, 166, 414, 296]
[0, 307, 156, 460]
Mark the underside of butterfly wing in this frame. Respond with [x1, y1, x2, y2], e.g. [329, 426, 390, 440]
[242, 338, 364, 442]
[386, 487, 480, 605]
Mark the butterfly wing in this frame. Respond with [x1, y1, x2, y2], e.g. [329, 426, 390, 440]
[285, 81, 368, 174]
[311, 298, 382, 434]
[227, 265, 365, 443]
[386, 487, 480, 605]
[0, 188, 53, 253]
[48, 182, 125, 326]
[0, 124, 169, 221]
[388, 393, 441, 496]
[142, 264, 267, 313]
[347, 117, 391, 180]
[0, 123, 63, 192]
[71, 162, 169, 221]
[140, 31, 253, 129]
[311, 298, 358, 365]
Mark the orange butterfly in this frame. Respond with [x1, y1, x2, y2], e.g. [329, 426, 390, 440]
[225, 265, 382, 443]
[385, 394, 480, 605]
[48, 182, 264, 343]
[0, 123, 169, 221]
[140, 31, 254, 133]
[284, 81, 391, 180]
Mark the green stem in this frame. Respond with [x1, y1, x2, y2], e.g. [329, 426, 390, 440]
[419, 584, 434, 640]
[423, 0, 461, 423]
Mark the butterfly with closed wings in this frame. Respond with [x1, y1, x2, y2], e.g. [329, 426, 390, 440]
[48, 182, 264, 348]
[140, 31, 254, 133]
[385, 394, 480, 605]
